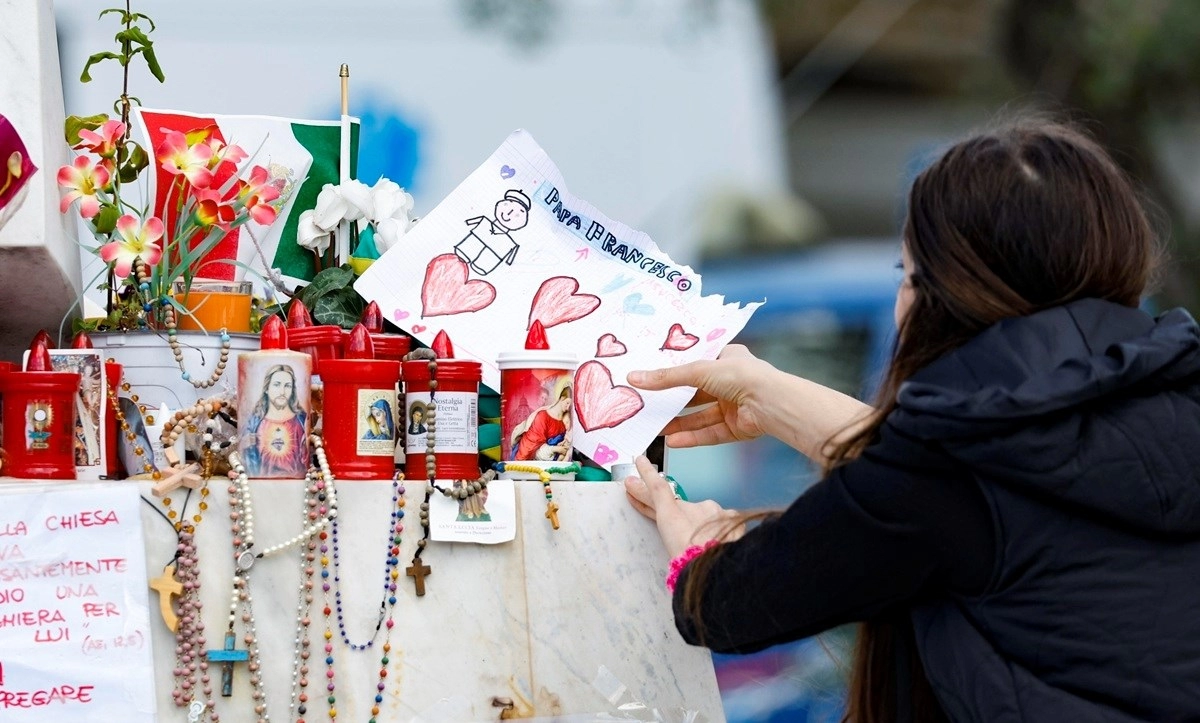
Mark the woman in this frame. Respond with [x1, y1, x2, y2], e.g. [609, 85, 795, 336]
[625, 121, 1200, 721]
[510, 385, 573, 461]
[362, 398, 395, 440]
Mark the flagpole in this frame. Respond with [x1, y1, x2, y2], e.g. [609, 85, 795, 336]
[337, 63, 352, 265]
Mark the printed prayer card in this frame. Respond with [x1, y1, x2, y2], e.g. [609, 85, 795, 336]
[355, 130, 761, 469]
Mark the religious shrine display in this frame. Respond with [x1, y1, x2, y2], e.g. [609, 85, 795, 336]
[0, 6, 756, 718]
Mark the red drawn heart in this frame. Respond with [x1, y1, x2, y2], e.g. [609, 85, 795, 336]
[660, 323, 699, 351]
[528, 276, 600, 329]
[595, 333, 628, 358]
[573, 360, 644, 432]
[421, 254, 497, 317]
[412, 324, 427, 333]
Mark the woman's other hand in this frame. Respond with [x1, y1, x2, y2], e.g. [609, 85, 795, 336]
[627, 344, 770, 449]
[624, 456, 743, 558]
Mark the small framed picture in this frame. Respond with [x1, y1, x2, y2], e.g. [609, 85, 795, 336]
[23, 348, 107, 479]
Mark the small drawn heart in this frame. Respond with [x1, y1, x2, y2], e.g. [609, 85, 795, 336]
[592, 444, 619, 466]
[412, 324, 427, 333]
[574, 360, 645, 432]
[421, 254, 497, 317]
[528, 276, 601, 329]
[622, 293, 655, 315]
[706, 327, 726, 342]
[393, 309, 410, 321]
[595, 333, 628, 358]
[601, 275, 634, 294]
[661, 323, 699, 351]
[500, 165, 516, 179]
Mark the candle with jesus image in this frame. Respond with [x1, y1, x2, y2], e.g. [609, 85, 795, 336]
[236, 317, 312, 479]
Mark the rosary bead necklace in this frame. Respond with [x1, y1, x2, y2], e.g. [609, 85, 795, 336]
[133, 256, 233, 390]
[153, 398, 226, 721]
[226, 435, 340, 723]
[329, 476, 406, 650]
[492, 462, 582, 530]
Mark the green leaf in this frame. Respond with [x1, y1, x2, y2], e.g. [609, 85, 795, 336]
[313, 287, 366, 329]
[126, 141, 149, 172]
[80, 51, 121, 82]
[128, 12, 156, 31]
[140, 44, 166, 83]
[304, 266, 356, 300]
[64, 114, 109, 145]
[93, 205, 120, 235]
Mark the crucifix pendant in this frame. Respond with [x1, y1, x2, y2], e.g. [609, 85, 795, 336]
[545, 501, 560, 530]
[148, 564, 183, 632]
[406, 557, 431, 596]
[205, 629, 250, 697]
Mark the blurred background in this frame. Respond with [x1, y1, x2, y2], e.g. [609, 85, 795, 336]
[40, 0, 1200, 720]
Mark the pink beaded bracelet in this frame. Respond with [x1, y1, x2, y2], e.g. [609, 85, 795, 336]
[665, 539, 719, 593]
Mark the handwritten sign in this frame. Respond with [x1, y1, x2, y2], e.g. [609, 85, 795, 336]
[356, 130, 762, 468]
[0, 483, 155, 721]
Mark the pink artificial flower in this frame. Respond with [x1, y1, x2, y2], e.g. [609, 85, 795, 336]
[207, 139, 249, 190]
[238, 165, 282, 225]
[209, 139, 248, 169]
[74, 120, 126, 158]
[156, 130, 214, 188]
[57, 155, 111, 219]
[99, 214, 164, 278]
[194, 188, 234, 231]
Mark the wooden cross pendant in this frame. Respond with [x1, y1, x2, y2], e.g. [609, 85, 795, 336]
[148, 564, 184, 632]
[152, 462, 203, 498]
[206, 629, 250, 697]
[545, 501, 560, 530]
[406, 557, 431, 597]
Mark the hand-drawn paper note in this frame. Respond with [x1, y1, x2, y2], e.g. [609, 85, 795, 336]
[355, 130, 761, 468]
[0, 483, 155, 722]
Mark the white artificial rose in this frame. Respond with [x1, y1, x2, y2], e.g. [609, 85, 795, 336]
[374, 216, 413, 253]
[312, 183, 348, 230]
[370, 178, 415, 222]
[296, 209, 332, 254]
[337, 179, 372, 222]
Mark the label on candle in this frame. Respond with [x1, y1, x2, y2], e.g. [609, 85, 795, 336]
[25, 402, 52, 450]
[404, 391, 477, 455]
[356, 388, 398, 457]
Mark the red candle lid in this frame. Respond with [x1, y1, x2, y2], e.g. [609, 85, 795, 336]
[26, 333, 53, 371]
[71, 332, 94, 349]
[260, 315, 290, 350]
[32, 329, 52, 349]
[286, 300, 314, 329]
[360, 301, 384, 333]
[525, 319, 550, 350]
[431, 330, 455, 359]
[344, 324, 376, 360]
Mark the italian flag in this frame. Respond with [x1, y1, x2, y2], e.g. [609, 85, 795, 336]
[133, 108, 360, 290]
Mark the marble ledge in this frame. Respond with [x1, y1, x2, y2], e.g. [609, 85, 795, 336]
[0, 477, 724, 722]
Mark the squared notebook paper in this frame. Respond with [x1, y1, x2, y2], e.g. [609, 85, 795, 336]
[356, 130, 760, 469]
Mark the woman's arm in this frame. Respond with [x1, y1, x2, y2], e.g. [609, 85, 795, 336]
[629, 345, 873, 465]
[627, 425, 996, 654]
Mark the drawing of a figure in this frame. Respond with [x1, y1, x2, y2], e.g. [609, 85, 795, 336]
[510, 383, 573, 462]
[452, 189, 530, 276]
[362, 398, 395, 440]
[407, 401, 428, 436]
[240, 364, 309, 478]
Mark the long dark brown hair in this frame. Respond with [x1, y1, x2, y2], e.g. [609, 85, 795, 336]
[687, 119, 1161, 722]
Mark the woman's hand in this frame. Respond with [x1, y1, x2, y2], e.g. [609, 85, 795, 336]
[624, 456, 744, 558]
[627, 344, 772, 449]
